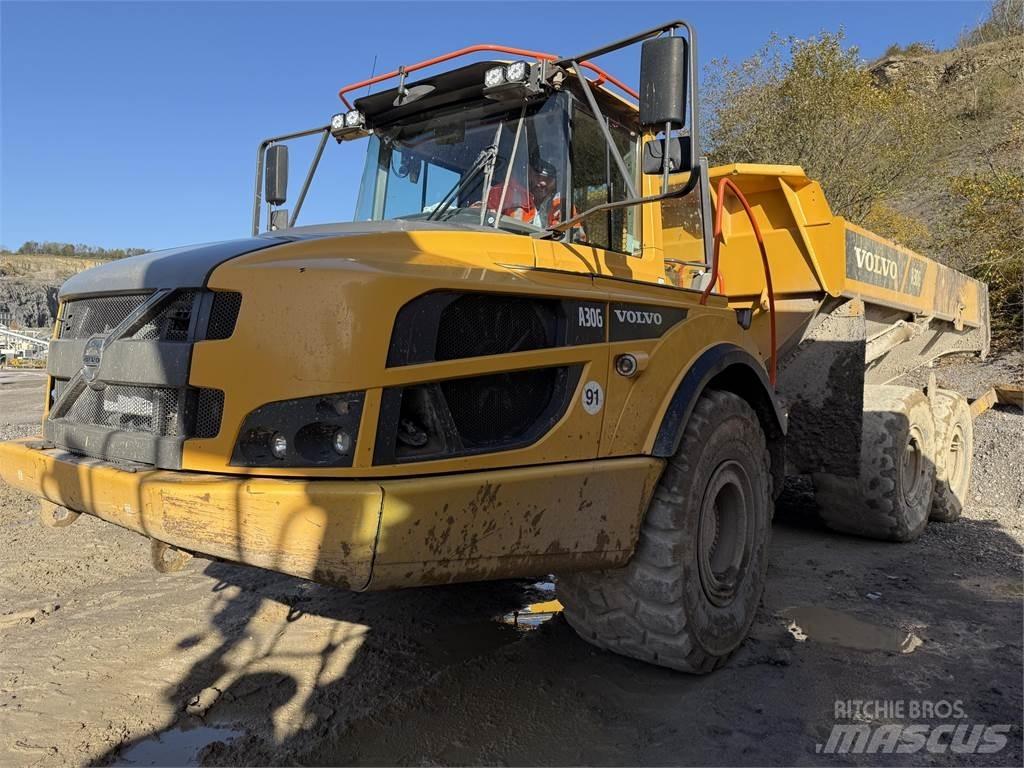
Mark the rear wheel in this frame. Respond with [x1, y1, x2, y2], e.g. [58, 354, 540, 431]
[930, 390, 972, 523]
[556, 390, 772, 673]
[814, 385, 936, 542]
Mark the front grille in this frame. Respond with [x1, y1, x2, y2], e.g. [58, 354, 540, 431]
[131, 291, 197, 341]
[51, 384, 225, 440]
[60, 293, 150, 339]
[48, 289, 238, 466]
[61, 384, 182, 436]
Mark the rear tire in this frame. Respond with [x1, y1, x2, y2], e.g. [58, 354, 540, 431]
[814, 385, 936, 542]
[556, 390, 772, 673]
[930, 390, 972, 523]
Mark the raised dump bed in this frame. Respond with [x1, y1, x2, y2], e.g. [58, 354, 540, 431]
[664, 162, 989, 539]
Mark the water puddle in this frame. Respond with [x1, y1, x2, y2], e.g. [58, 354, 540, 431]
[116, 725, 242, 766]
[779, 606, 922, 654]
[500, 581, 562, 629]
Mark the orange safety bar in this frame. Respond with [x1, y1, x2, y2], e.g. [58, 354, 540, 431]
[338, 43, 639, 108]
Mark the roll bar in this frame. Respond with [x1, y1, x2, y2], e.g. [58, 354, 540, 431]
[337, 43, 639, 109]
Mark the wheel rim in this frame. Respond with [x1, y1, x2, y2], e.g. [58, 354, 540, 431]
[947, 423, 966, 488]
[697, 460, 754, 607]
[901, 425, 926, 502]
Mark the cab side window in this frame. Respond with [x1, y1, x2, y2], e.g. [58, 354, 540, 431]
[570, 108, 641, 255]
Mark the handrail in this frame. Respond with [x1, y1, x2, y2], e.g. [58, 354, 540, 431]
[337, 43, 638, 109]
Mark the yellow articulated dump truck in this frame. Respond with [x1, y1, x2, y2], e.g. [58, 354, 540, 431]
[0, 21, 988, 673]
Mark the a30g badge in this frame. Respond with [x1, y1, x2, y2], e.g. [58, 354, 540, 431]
[581, 380, 604, 415]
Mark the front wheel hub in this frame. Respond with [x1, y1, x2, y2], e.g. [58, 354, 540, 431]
[697, 460, 754, 607]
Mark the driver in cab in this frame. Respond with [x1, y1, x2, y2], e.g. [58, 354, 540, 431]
[481, 155, 585, 240]
[484, 156, 562, 228]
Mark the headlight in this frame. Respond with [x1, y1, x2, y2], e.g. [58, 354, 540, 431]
[344, 110, 364, 128]
[232, 391, 364, 468]
[332, 429, 353, 456]
[330, 113, 346, 131]
[484, 66, 505, 88]
[270, 432, 289, 459]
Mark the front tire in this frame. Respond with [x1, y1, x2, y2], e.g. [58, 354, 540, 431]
[556, 390, 772, 673]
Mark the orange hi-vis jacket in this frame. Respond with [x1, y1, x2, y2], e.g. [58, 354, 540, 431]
[486, 182, 564, 228]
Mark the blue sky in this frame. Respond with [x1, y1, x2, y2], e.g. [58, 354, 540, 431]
[1, 1, 990, 251]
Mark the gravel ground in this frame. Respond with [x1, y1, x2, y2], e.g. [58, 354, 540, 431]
[0, 355, 1021, 767]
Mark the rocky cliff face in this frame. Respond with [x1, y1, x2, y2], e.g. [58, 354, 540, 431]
[0, 254, 107, 329]
[0, 280, 59, 328]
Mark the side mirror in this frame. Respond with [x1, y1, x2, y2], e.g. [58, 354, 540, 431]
[265, 145, 289, 206]
[642, 136, 692, 176]
[639, 36, 688, 130]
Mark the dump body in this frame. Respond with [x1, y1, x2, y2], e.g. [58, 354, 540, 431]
[661, 164, 989, 479]
[662, 163, 989, 376]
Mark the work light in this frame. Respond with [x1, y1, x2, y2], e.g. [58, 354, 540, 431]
[484, 66, 505, 88]
[330, 110, 368, 142]
[504, 61, 528, 82]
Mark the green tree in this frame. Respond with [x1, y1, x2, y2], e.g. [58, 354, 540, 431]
[704, 31, 943, 231]
[941, 170, 1023, 347]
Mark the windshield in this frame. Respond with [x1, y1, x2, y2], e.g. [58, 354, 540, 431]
[353, 93, 570, 234]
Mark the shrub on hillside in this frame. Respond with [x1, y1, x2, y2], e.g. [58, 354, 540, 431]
[704, 31, 943, 228]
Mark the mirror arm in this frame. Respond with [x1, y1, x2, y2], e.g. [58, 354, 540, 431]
[251, 124, 331, 235]
[252, 139, 271, 236]
[289, 128, 331, 228]
[569, 60, 638, 200]
[537, 168, 699, 238]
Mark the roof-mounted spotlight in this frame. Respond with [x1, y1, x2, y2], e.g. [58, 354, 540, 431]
[483, 61, 542, 100]
[330, 110, 370, 142]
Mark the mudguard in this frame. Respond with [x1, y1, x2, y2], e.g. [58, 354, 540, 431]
[652, 343, 787, 459]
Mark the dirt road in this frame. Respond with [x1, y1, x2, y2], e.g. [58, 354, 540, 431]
[1, 356, 1021, 767]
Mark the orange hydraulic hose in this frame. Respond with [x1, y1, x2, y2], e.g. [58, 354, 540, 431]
[337, 44, 638, 108]
[699, 177, 777, 387]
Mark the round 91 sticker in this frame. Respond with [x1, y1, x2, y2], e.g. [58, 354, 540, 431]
[581, 380, 604, 415]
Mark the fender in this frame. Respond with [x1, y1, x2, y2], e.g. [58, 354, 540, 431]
[652, 343, 787, 458]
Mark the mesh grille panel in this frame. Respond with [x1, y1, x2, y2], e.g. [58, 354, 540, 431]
[194, 388, 225, 438]
[436, 295, 553, 361]
[207, 292, 242, 340]
[60, 294, 150, 339]
[60, 385, 181, 436]
[432, 295, 558, 446]
[441, 368, 558, 446]
[131, 291, 197, 341]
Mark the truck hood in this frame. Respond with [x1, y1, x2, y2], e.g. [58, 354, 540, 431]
[59, 220, 490, 299]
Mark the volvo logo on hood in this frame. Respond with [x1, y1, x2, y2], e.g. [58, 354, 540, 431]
[81, 335, 105, 385]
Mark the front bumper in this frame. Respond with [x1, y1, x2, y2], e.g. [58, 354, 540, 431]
[0, 438, 382, 589]
[0, 438, 663, 590]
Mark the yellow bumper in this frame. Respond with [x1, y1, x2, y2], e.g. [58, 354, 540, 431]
[0, 438, 382, 589]
[0, 438, 663, 590]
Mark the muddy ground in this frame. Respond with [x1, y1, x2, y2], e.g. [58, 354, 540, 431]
[1, 355, 1021, 767]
